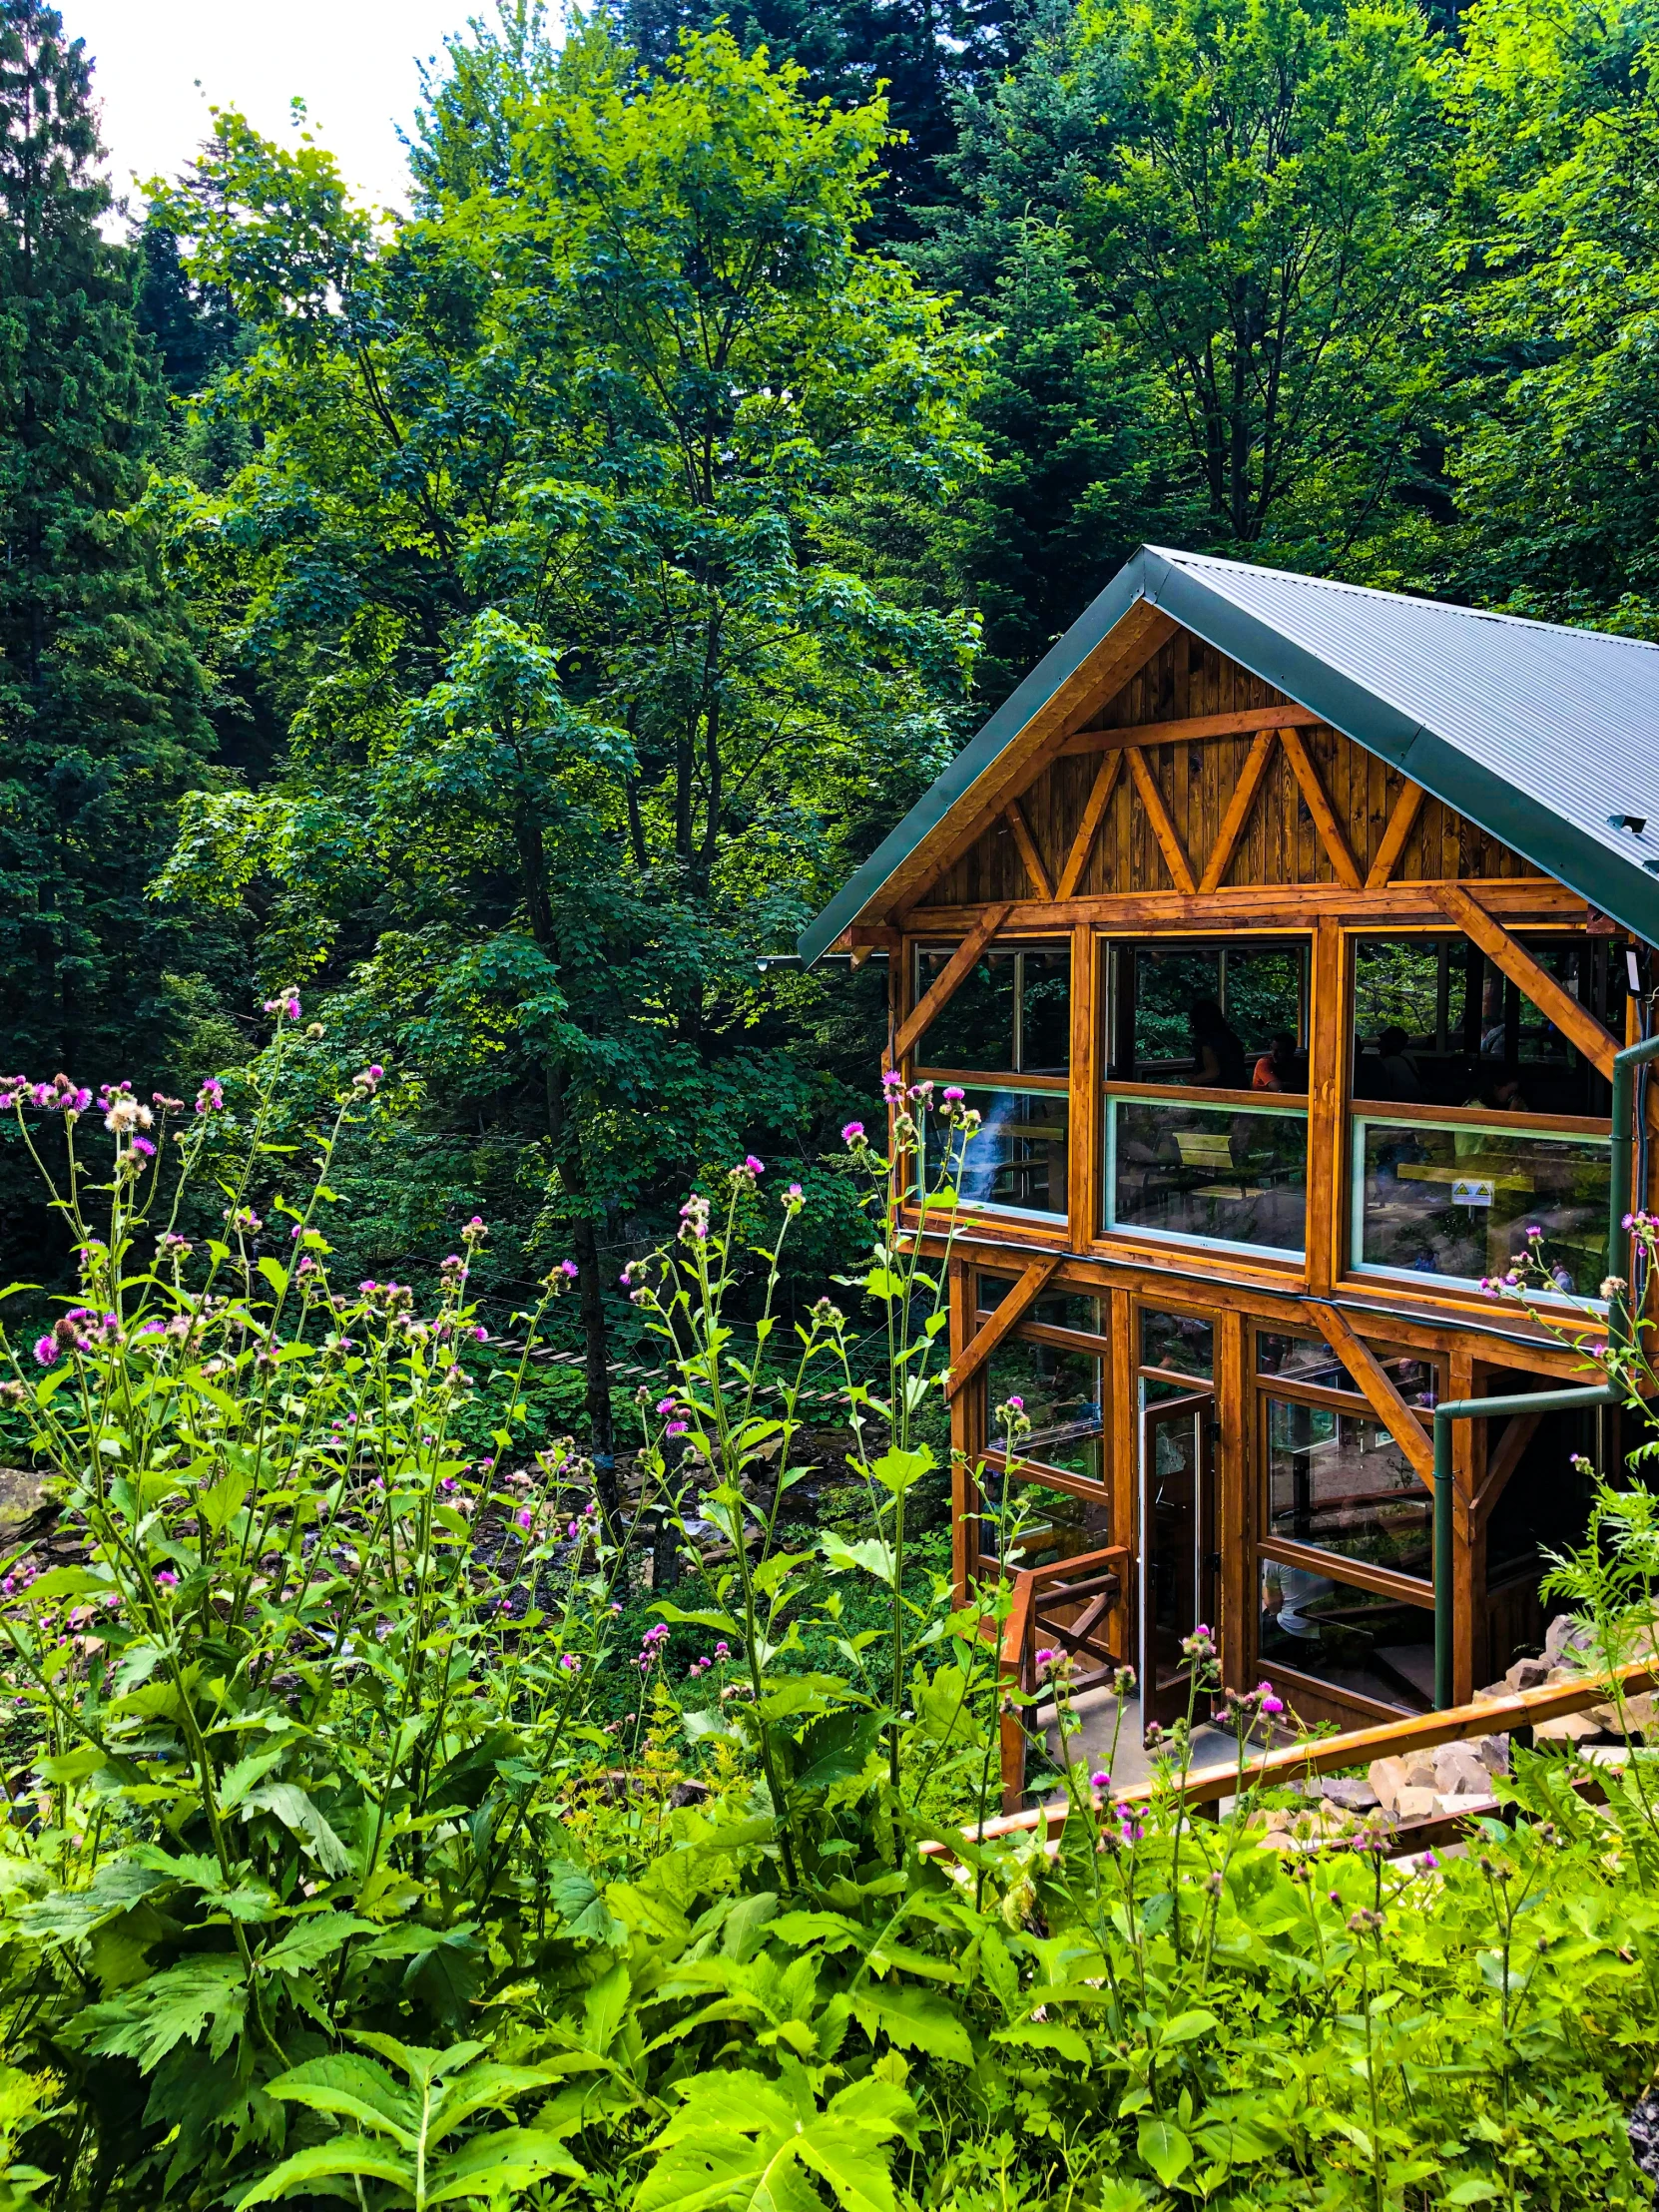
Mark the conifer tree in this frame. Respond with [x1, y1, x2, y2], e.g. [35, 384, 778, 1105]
[0, 0, 215, 1097]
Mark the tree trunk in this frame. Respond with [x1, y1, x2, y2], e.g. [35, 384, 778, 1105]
[572, 1210, 619, 1535]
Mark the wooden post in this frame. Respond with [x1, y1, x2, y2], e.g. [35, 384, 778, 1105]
[1110, 1286, 1136, 1621]
[1305, 918, 1345, 1296]
[1068, 922, 1097, 1247]
[1217, 1308, 1247, 1690]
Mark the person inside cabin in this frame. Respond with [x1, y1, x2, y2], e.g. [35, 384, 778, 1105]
[1377, 1027, 1423, 1101]
[1189, 997, 1249, 1090]
[1252, 1031, 1298, 1092]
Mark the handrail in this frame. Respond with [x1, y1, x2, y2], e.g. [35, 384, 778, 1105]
[927, 1653, 1659, 1854]
[991, 1543, 1130, 1811]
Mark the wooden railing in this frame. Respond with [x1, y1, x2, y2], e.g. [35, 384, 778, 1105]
[994, 1542, 1130, 1812]
[952, 1655, 1659, 1850]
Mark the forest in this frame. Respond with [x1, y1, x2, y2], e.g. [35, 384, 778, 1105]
[2, 0, 1655, 1416]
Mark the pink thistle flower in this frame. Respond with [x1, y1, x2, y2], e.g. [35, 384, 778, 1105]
[131, 1136, 155, 1159]
[745, 1155, 765, 1174]
[155, 1569, 179, 1589]
[656, 1396, 677, 1415]
[1090, 1770, 1111, 1790]
[715, 1641, 730, 1658]
[841, 1121, 865, 1144]
[32, 1336, 56, 1367]
[195, 1079, 224, 1115]
[516, 1508, 533, 1530]
[666, 1419, 688, 1436]
[559, 1258, 578, 1279]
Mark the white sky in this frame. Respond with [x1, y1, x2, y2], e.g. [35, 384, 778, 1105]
[69, 0, 484, 217]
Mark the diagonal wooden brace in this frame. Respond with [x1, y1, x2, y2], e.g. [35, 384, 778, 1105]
[891, 901, 1013, 1066]
[1307, 1301, 1435, 1490]
[946, 1253, 1063, 1402]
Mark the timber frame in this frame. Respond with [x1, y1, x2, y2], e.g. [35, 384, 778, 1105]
[803, 548, 1659, 1764]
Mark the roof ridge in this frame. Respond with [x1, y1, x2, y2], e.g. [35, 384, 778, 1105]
[1146, 544, 1659, 655]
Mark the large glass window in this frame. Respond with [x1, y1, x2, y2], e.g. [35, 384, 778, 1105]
[1352, 931, 1623, 1118]
[915, 942, 1070, 1074]
[1259, 1560, 1433, 1712]
[1109, 937, 1309, 1087]
[1106, 1095, 1308, 1257]
[984, 1339, 1104, 1483]
[924, 1084, 1068, 1220]
[977, 1277, 1101, 1336]
[1353, 1116, 1611, 1295]
[1265, 1397, 1431, 1580]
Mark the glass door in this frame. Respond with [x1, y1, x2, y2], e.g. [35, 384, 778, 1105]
[1139, 1390, 1214, 1727]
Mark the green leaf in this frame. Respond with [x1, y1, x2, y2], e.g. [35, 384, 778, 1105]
[992, 2020, 1090, 2064]
[868, 1446, 934, 1495]
[198, 1466, 250, 1533]
[242, 1782, 355, 1876]
[259, 1914, 375, 1977]
[264, 2053, 417, 2148]
[82, 1955, 249, 2068]
[235, 2137, 411, 2207]
[257, 1257, 288, 1297]
[1159, 2008, 1220, 2045]
[852, 1983, 973, 2065]
[426, 2126, 585, 2201]
[1138, 2118, 1193, 2189]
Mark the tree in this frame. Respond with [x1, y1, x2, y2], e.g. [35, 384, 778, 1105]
[150, 22, 978, 1485]
[1440, 0, 1659, 628]
[0, 0, 220, 1254]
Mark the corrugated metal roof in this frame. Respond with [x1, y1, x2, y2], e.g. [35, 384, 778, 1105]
[798, 544, 1659, 964]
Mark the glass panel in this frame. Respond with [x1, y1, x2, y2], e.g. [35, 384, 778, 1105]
[1019, 947, 1071, 1075]
[1145, 1399, 1205, 1696]
[1118, 939, 1309, 1087]
[917, 945, 1015, 1071]
[1108, 1097, 1308, 1256]
[926, 1086, 1068, 1218]
[1352, 932, 1622, 1116]
[985, 1340, 1104, 1481]
[1140, 1309, 1214, 1379]
[916, 943, 1070, 1074]
[1259, 1558, 1433, 1711]
[1266, 1397, 1431, 1579]
[978, 1277, 1102, 1336]
[980, 1469, 1113, 1571]
[1355, 1117, 1611, 1294]
[1256, 1333, 1439, 1408]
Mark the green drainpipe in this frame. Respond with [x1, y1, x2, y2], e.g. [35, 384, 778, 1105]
[1427, 1031, 1659, 1709]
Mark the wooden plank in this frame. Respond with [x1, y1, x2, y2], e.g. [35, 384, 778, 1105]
[1367, 780, 1425, 889]
[1109, 1287, 1135, 1579]
[1431, 883, 1619, 1079]
[891, 901, 1012, 1064]
[1056, 752, 1123, 899]
[946, 1253, 1063, 1401]
[1197, 728, 1276, 894]
[1280, 725, 1363, 889]
[906, 879, 1587, 935]
[1125, 747, 1197, 894]
[1067, 920, 1097, 1244]
[1307, 1300, 1435, 1487]
[1004, 801, 1053, 901]
[1450, 1349, 1477, 1706]
[999, 1573, 1035, 1812]
[1305, 918, 1344, 1297]
[1061, 701, 1326, 755]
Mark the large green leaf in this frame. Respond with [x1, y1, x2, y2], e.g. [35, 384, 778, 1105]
[82, 1955, 249, 2068]
[235, 2137, 411, 2207]
[637, 2069, 915, 2212]
[851, 1983, 973, 2065]
[264, 2052, 418, 2148]
[425, 2126, 585, 2201]
[1137, 2118, 1193, 2189]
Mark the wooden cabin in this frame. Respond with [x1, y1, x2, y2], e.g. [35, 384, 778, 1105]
[799, 546, 1659, 1752]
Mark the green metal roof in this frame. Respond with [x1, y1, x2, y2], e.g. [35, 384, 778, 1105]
[798, 545, 1659, 964]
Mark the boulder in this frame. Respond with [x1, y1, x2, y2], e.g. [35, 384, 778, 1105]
[0, 1464, 49, 1544]
[1532, 1708, 1602, 1744]
[1503, 1656, 1552, 1693]
[1436, 1790, 1492, 1819]
[1589, 1691, 1657, 1738]
[1369, 1751, 1436, 1811]
[1475, 1734, 1510, 1775]
[1392, 1785, 1440, 1824]
[1543, 1614, 1594, 1666]
[1321, 1777, 1380, 1813]
[1433, 1740, 1491, 1797]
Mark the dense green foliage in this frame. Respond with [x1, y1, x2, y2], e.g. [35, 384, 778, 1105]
[0, 1060, 1656, 2209]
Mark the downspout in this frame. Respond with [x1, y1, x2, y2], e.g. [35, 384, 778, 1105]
[1428, 1032, 1659, 1707]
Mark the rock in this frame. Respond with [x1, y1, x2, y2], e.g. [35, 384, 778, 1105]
[1321, 1777, 1380, 1812]
[1627, 2088, 1659, 2202]
[1435, 1790, 1491, 1818]
[1433, 1741, 1491, 1797]
[1369, 1752, 1436, 1811]
[667, 1779, 712, 1809]
[1392, 1785, 1440, 1824]
[1544, 1614, 1594, 1665]
[1475, 1734, 1510, 1775]
[1532, 1709, 1602, 1744]
[1504, 1655, 1553, 1692]
[1590, 1691, 1657, 1739]
[0, 1464, 49, 1543]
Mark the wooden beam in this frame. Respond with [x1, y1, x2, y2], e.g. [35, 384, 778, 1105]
[1055, 751, 1122, 899]
[1307, 1301, 1435, 1488]
[1004, 801, 1053, 901]
[1198, 728, 1276, 894]
[1367, 780, 1425, 889]
[1474, 1407, 1542, 1527]
[946, 1253, 1062, 1401]
[1431, 883, 1621, 1080]
[1280, 726, 1363, 890]
[906, 880, 1588, 935]
[1125, 747, 1197, 894]
[891, 901, 1012, 1065]
[1061, 701, 1326, 756]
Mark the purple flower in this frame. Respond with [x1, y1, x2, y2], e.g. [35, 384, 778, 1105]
[155, 1569, 179, 1589]
[786, 1182, 803, 1200]
[32, 1336, 55, 1367]
[559, 1258, 578, 1279]
[472, 1326, 488, 1343]
[715, 1641, 730, 1658]
[131, 1136, 155, 1159]
[667, 1419, 688, 1436]
[841, 1121, 865, 1144]
[195, 1079, 224, 1115]
[516, 1508, 533, 1529]
[1034, 1647, 1055, 1669]
[656, 1396, 677, 1415]
[745, 1154, 765, 1174]
[1090, 1770, 1111, 1791]
[559, 1652, 581, 1672]
[1005, 1394, 1024, 1411]
[1261, 1693, 1285, 1716]
[942, 1085, 965, 1102]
